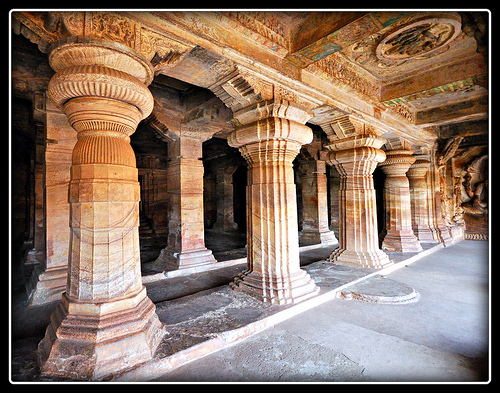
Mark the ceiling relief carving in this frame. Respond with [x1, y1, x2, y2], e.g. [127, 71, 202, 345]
[12, 10, 487, 133]
[12, 11, 196, 75]
[346, 13, 464, 73]
[376, 19, 461, 61]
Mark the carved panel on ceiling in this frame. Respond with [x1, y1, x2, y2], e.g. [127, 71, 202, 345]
[376, 20, 460, 60]
[347, 13, 463, 72]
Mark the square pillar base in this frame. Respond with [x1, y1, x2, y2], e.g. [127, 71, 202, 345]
[37, 288, 165, 381]
[157, 247, 218, 271]
[382, 230, 423, 253]
[330, 248, 393, 269]
[230, 269, 319, 305]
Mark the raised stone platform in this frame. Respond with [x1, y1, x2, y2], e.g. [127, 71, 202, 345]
[338, 275, 420, 304]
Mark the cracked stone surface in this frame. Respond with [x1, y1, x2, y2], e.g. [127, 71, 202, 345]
[152, 240, 489, 382]
[155, 329, 370, 382]
[11, 241, 488, 382]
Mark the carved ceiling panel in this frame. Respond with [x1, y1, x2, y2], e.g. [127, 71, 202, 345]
[11, 10, 488, 137]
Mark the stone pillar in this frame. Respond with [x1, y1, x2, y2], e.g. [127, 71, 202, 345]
[37, 38, 165, 380]
[379, 149, 423, 252]
[227, 100, 319, 304]
[299, 158, 337, 246]
[27, 96, 76, 305]
[328, 164, 341, 234]
[327, 139, 392, 268]
[407, 156, 441, 242]
[320, 114, 392, 269]
[430, 147, 454, 246]
[212, 165, 239, 232]
[158, 133, 217, 269]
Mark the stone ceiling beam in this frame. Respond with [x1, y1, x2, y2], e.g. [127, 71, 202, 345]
[12, 11, 487, 140]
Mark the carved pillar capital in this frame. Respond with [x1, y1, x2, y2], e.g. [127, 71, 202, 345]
[321, 115, 387, 152]
[407, 157, 432, 179]
[379, 149, 416, 188]
[47, 38, 154, 133]
[327, 146, 387, 173]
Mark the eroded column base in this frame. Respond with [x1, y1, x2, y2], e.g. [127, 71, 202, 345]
[229, 269, 319, 305]
[157, 247, 218, 271]
[37, 287, 165, 381]
[27, 265, 67, 305]
[300, 229, 338, 246]
[382, 230, 423, 253]
[329, 247, 393, 269]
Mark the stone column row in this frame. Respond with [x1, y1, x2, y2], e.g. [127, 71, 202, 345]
[321, 115, 450, 269]
[32, 35, 452, 382]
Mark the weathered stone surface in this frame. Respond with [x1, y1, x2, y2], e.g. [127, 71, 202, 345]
[339, 275, 420, 304]
[379, 148, 423, 252]
[37, 38, 165, 380]
[227, 96, 319, 304]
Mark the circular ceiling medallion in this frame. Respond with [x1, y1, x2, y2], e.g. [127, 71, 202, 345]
[376, 17, 462, 60]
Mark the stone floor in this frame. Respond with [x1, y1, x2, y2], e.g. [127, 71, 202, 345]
[10, 239, 490, 383]
[152, 240, 490, 383]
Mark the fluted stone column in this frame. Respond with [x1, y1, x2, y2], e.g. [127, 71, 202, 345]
[227, 101, 319, 304]
[327, 137, 392, 269]
[37, 38, 165, 380]
[407, 157, 441, 242]
[379, 149, 423, 252]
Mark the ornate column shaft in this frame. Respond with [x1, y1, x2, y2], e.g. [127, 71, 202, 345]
[327, 141, 392, 268]
[379, 149, 423, 252]
[322, 115, 392, 269]
[407, 157, 441, 242]
[37, 38, 164, 380]
[227, 100, 319, 304]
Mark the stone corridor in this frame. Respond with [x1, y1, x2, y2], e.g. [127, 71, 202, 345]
[10, 10, 489, 382]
